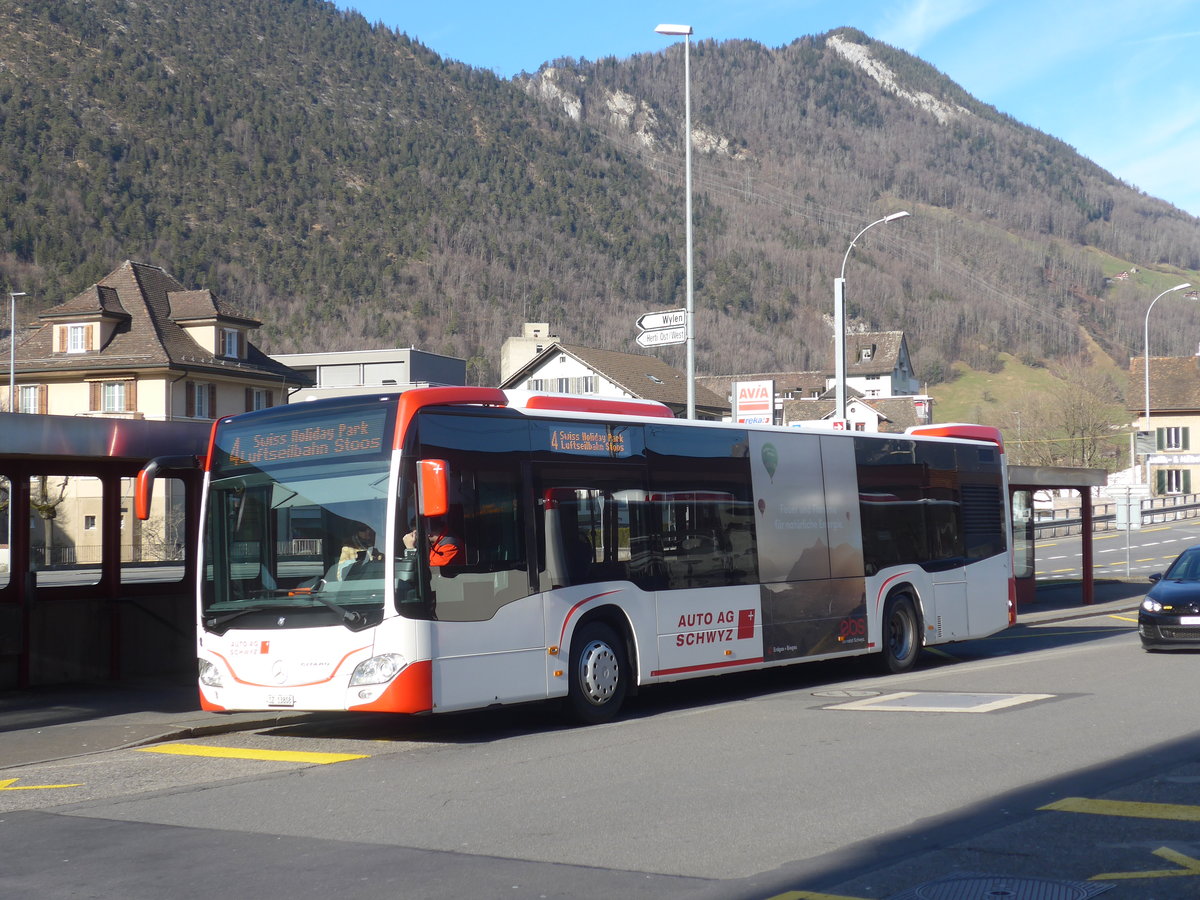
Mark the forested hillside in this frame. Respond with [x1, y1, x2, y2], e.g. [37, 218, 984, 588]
[1, 1, 1198, 387]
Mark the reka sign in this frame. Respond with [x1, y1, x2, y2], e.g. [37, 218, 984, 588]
[734, 380, 774, 425]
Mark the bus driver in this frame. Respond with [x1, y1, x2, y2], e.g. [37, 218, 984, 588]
[404, 516, 460, 567]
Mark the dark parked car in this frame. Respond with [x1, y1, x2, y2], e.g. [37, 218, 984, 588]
[1139, 545, 1200, 650]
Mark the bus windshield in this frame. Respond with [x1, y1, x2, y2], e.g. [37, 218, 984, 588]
[202, 396, 396, 631]
[203, 456, 391, 630]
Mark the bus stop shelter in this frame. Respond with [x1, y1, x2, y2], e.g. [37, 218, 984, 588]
[1008, 464, 1108, 608]
[0, 413, 208, 689]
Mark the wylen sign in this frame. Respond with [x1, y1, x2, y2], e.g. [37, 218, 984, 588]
[636, 308, 686, 331]
[635, 308, 687, 348]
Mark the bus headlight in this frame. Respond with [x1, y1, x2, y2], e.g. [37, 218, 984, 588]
[349, 653, 406, 686]
[198, 658, 223, 688]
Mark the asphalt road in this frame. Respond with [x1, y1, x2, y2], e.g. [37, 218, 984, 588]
[1037, 518, 1200, 581]
[2, 604, 1198, 899]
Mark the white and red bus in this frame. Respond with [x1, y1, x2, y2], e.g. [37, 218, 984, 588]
[137, 387, 1014, 723]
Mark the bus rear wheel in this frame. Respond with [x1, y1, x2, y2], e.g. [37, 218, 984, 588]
[567, 622, 628, 724]
[880, 593, 920, 674]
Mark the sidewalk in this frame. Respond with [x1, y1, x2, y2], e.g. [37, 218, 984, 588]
[0, 580, 1147, 770]
[1020, 577, 1146, 624]
[0, 678, 319, 769]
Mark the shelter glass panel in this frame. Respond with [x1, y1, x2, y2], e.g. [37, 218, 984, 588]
[29, 474, 101, 586]
[0, 476, 9, 589]
[121, 476, 187, 584]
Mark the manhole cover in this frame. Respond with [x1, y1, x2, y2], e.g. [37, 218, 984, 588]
[811, 689, 880, 698]
[891, 873, 1112, 900]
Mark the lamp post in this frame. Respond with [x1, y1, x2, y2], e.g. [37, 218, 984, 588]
[1142, 281, 1193, 454]
[654, 23, 695, 419]
[9, 291, 25, 412]
[833, 211, 909, 423]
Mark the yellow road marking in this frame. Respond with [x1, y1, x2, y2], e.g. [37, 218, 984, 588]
[1092, 846, 1200, 880]
[137, 743, 368, 764]
[1041, 797, 1200, 822]
[1110, 613, 1138, 622]
[0, 777, 82, 790]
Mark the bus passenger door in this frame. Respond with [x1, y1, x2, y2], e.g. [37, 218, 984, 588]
[415, 457, 547, 713]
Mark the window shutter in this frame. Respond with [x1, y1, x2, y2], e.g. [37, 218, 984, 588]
[1156, 469, 1166, 494]
[1185, 471, 1193, 494]
[84, 326, 94, 351]
[1182, 428, 1191, 451]
[126, 379, 136, 412]
[1156, 428, 1165, 451]
[245, 388, 253, 412]
[89, 382, 100, 411]
[37, 384, 48, 414]
[218, 329, 227, 357]
[266, 390, 274, 408]
[185, 382, 195, 418]
[208, 384, 217, 418]
[57, 326, 67, 353]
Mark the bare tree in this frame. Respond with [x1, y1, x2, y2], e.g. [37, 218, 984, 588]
[29, 475, 69, 567]
[1011, 358, 1125, 469]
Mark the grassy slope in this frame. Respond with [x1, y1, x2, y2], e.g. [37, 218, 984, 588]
[930, 354, 1065, 424]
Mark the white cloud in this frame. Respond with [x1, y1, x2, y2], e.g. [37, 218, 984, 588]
[874, 0, 989, 50]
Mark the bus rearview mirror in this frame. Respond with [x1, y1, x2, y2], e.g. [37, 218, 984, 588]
[417, 459, 450, 518]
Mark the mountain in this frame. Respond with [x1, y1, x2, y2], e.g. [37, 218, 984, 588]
[1, 1, 1198, 389]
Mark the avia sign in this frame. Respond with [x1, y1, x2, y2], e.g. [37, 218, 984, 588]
[734, 380, 774, 425]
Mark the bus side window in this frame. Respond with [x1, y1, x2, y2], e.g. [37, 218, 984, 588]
[535, 467, 653, 591]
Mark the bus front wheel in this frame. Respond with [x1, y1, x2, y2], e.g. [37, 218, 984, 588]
[880, 593, 921, 674]
[567, 622, 628, 724]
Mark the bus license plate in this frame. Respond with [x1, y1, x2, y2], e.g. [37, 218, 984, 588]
[267, 694, 296, 707]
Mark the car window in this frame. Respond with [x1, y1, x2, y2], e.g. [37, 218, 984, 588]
[1168, 550, 1200, 581]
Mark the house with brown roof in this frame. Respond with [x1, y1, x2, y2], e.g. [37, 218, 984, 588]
[499, 343, 729, 419]
[695, 331, 927, 432]
[1130, 354, 1200, 495]
[781, 394, 931, 432]
[4, 260, 309, 418]
[843, 331, 919, 398]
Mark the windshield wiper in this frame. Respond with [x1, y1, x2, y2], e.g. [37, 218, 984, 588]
[204, 586, 369, 630]
[303, 580, 367, 627]
[204, 606, 271, 629]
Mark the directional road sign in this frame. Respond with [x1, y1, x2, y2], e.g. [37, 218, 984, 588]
[635, 326, 687, 347]
[636, 308, 687, 331]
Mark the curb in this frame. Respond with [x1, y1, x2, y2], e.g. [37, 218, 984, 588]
[1020, 604, 1141, 626]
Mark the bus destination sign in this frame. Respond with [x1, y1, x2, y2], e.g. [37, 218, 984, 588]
[535, 422, 643, 459]
[218, 406, 392, 470]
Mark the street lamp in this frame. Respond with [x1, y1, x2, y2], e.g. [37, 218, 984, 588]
[654, 23, 695, 419]
[1142, 280, 1193, 426]
[9, 291, 25, 413]
[833, 211, 909, 422]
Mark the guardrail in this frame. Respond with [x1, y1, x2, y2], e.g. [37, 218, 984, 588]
[1032, 492, 1200, 537]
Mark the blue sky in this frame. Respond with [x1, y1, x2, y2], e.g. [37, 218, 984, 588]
[337, 0, 1200, 219]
